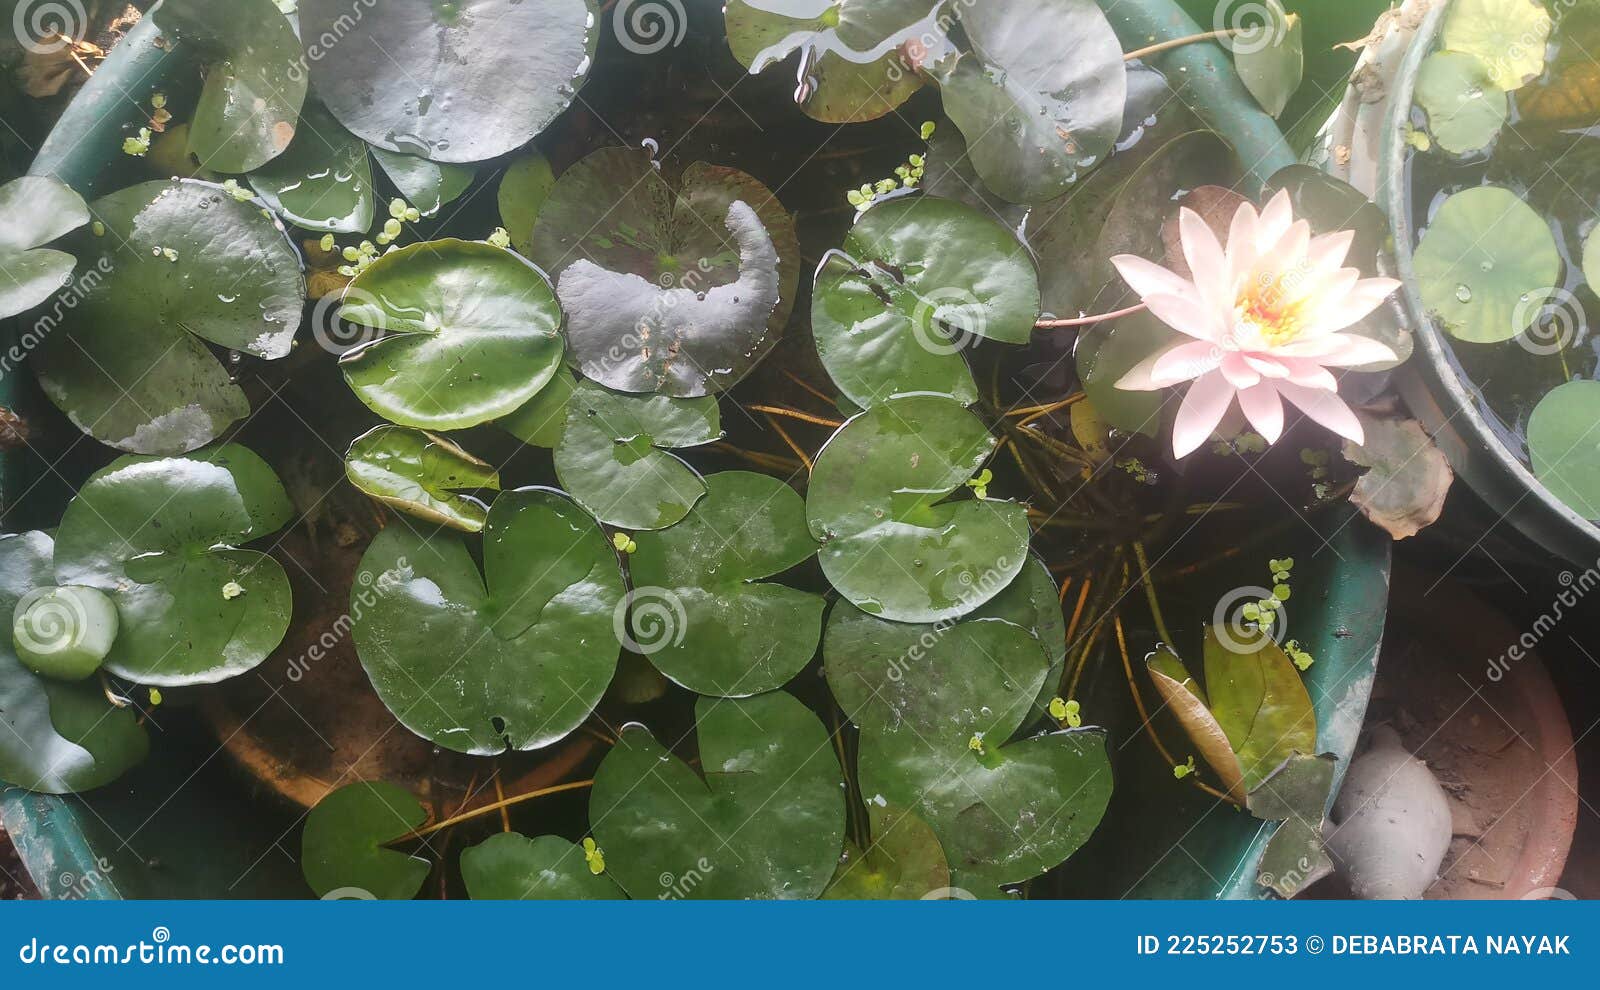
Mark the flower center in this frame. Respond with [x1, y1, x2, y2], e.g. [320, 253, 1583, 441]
[1235, 282, 1302, 349]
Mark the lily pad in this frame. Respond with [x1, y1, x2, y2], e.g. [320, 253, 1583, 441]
[0, 175, 88, 320]
[1528, 379, 1600, 520]
[344, 426, 500, 532]
[300, 0, 599, 163]
[371, 148, 475, 217]
[461, 833, 623, 900]
[1202, 627, 1316, 792]
[1441, 0, 1552, 92]
[155, 0, 307, 173]
[552, 380, 721, 530]
[921, 0, 1126, 204]
[338, 238, 565, 429]
[32, 179, 304, 454]
[1229, 0, 1303, 119]
[626, 472, 823, 697]
[1587, 226, 1600, 292]
[1413, 186, 1561, 344]
[528, 147, 799, 396]
[807, 395, 1027, 622]
[350, 488, 625, 755]
[51, 444, 294, 686]
[1147, 648, 1246, 803]
[812, 195, 1039, 409]
[0, 532, 149, 795]
[722, 0, 936, 124]
[968, 555, 1066, 720]
[497, 153, 556, 255]
[1415, 51, 1507, 157]
[1343, 413, 1453, 540]
[302, 781, 430, 900]
[499, 366, 577, 449]
[824, 603, 1113, 891]
[824, 803, 950, 900]
[1074, 307, 1173, 439]
[247, 101, 375, 233]
[590, 691, 845, 900]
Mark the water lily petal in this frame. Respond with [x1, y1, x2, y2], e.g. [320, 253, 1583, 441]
[1180, 207, 1230, 311]
[1150, 338, 1222, 386]
[1226, 200, 1261, 276]
[1172, 371, 1236, 458]
[1244, 353, 1291, 379]
[1116, 339, 1186, 391]
[1313, 333, 1400, 367]
[1280, 358, 1338, 391]
[1219, 351, 1262, 389]
[1277, 381, 1364, 445]
[1237, 382, 1284, 442]
[1255, 189, 1294, 254]
[1110, 253, 1197, 302]
[1306, 229, 1356, 275]
[1302, 277, 1402, 335]
[1143, 291, 1224, 341]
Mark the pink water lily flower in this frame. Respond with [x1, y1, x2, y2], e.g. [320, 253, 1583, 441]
[1112, 189, 1401, 458]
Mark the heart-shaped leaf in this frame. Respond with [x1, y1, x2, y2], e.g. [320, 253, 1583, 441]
[498, 153, 556, 255]
[1414, 186, 1561, 344]
[722, 0, 936, 123]
[344, 426, 500, 532]
[813, 195, 1039, 409]
[302, 781, 430, 900]
[528, 147, 799, 396]
[0, 175, 88, 320]
[1146, 648, 1246, 803]
[351, 488, 625, 755]
[552, 379, 721, 530]
[1415, 51, 1507, 157]
[338, 238, 565, 429]
[626, 471, 823, 697]
[921, 0, 1126, 204]
[500, 367, 577, 449]
[1202, 627, 1316, 792]
[155, 0, 307, 173]
[1441, 0, 1552, 92]
[371, 148, 475, 217]
[807, 394, 1028, 622]
[0, 532, 149, 795]
[247, 100, 375, 233]
[824, 802, 950, 899]
[1228, 0, 1303, 119]
[51, 444, 294, 686]
[300, 0, 598, 163]
[32, 179, 304, 454]
[1528, 379, 1600, 519]
[461, 833, 623, 900]
[824, 603, 1113, 891]
[590, 691, 845, 900]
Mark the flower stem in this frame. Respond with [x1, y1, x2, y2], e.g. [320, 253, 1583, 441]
[1035, 302, 1148, 330]
[1123, 28, 1243, 63]
[1131, 540, 1177, 648]
[392, 779, 595, 842]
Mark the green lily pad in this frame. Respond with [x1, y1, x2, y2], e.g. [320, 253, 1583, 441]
[1228, 0, 1303, 119]
[1415, 52, 1507, 156]
[807, 395, 1027, 622]
[344, 426, 500, 532]
[247, 101, 375, 233]
[371, 148, 475, 217]
[51, 444, 294, 686]
[590, 691, 845, 900]
[1585, 225, 1600, 292]
[350, 488, 625, 755]
[812, 196, 1039, 409]
[969, 555, 1066, 721]
[824, 603, 1113, 891]
[722, 0, 936, 124]
[552, 380, 721, 530]
[1413, 186, 1561, 344]
[0, 175, 88, 320]
[528, 147, 799, 396]
[32, 179, 303, 454]
[1528, 379, 1600, 519]
[824, 802, 950, 900]
[461, 833, 623, 900]
[922, 0, 1127, 204]
[0, 532, 148, 795]
[1202, 627, 1316, 792]
[1441, 0, 1552, 92]
[497, 153, 556, 255]
[338, 238, 564, 429]
[499, 366, 577, 449]
[1074, 308, 1174, 440]
[302, 781, 430, 900]
[1249, 752, 1337, 898]
[626, 472, 823, 697]
[1146, 648, 1246, 803]
[155, 0, 307, 173]
[300, 0, 598, 163]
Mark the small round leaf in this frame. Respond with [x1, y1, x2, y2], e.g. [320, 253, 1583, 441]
[302, 781, 430, 900]
[1414, 186, 1561, 344]
[1528, 379, 1600, 519]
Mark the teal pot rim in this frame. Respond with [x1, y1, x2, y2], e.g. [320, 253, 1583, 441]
[1381, 1, 1600, 565]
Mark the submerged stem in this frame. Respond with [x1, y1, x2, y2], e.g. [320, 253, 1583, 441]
[1122, 28, 1244, 63]
[394, 779, 596, 842]
[1034, 302, 1148, 330]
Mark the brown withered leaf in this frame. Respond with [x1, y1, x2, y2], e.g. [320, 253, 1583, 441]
[1343, 413, 1452, 539]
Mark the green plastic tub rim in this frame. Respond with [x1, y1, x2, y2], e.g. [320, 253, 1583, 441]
[1, 0, 1390, 900]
